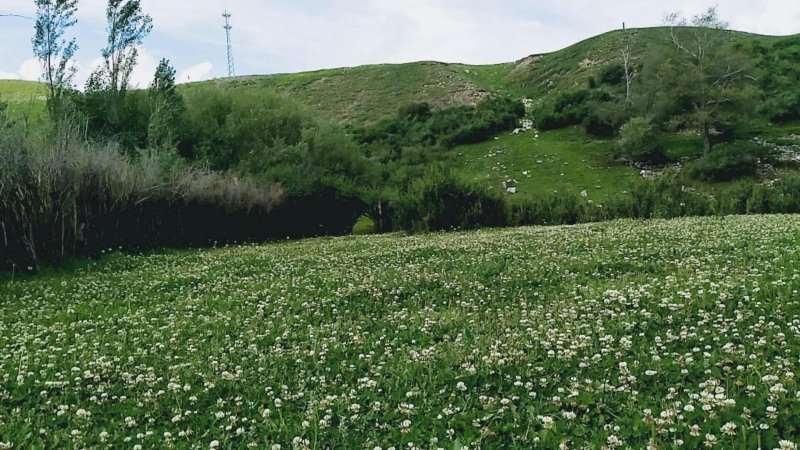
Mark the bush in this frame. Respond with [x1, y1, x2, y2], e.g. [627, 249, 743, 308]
[615, 117, 666, 164]
[687, 141, 768, 182]
[582, 112, 616, 137]
[599, 63, 626, 85]
[391, 170, 509, 232]
[534, 89, 615, 132]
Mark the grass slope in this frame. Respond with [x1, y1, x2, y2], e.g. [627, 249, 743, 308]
[455, 126, 641, 199]
[504, 28, 799, 106]
[177, 28, 796, 125]
[0, 79, 47, 122]
[2, 214, 800, 448]
[185, 61, 511, 125]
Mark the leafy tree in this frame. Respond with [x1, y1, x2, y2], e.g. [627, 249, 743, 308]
[147, 58, 185, 147]
[32, 0, 78, 122]
[615, 116, 665, 163]
[81, 0, 152, 150]
[89, 0, 153, 94]
[642, 8, 757, 156]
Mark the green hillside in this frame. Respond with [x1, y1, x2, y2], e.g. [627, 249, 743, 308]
[502, 28, 798, 105]
[172, 27, 799, 126]
[4, 27, 796, 128]
[185, 61, 515, 125]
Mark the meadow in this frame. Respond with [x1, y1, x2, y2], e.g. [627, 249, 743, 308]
[1, 215, 799, 449]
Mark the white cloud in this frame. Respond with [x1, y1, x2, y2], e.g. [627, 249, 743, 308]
[0, 70, 20, 80]
[3, 0, 799, 80]
[177, 62, 214, 84]
[17, 58, 42, 82]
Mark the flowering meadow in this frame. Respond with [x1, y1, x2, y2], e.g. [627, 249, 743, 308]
[1, 215, 800, 449]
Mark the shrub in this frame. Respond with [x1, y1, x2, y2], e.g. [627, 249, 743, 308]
[687, 141, 768, 182]
[615, 117, 666, 164]
[599, 63, 626, 85]
[391, 170, 509, 232]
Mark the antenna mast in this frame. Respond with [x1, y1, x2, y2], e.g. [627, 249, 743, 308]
[223, 9, 235, 77]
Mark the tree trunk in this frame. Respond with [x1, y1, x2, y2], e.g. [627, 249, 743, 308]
[701, 119, 711, 157]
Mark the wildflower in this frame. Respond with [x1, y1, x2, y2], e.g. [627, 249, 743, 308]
[721, 422, 737, 436]
[775, 440, 797, 450]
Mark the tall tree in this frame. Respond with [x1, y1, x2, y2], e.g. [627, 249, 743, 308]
[87, 0, 152, 100]
[645, 7, 757, 156]
[147, 58, 185, 147]
[84, 0, 152, 147]
[90, 0, 152, 94]
[32, 0, 78, 122]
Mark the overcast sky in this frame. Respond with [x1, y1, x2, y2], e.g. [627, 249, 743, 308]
[1, 0, 798, 88]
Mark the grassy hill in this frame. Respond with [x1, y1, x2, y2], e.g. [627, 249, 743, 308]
[4, 28, 797, 126]
[3, 214, 800, 448]
[3, 28, 799, 203]
[175, 27, 798, 126]
[185, 61, 515, 125]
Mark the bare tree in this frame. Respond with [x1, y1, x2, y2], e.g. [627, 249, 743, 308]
[621, 43, 637, 104]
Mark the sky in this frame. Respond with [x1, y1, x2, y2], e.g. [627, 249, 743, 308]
[1, 0, 799, 88]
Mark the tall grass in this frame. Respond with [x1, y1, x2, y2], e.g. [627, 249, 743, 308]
[0, 131, 283, 271]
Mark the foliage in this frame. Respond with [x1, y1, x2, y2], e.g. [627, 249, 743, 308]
[0, 134, 283, 270]
[755, 35, 800, 123]
[599, 63, 626, 85]
[355, 96, 524, 153]
[615, 116, 666, 163]
[89, 0, 153, 94]
[534, 89, 626, 136]
[147, 58, 185, 148]
[639, 8, 758, 155]
[82, 0, 153, 144]
[686, 141, 769, 181]
[390, 169, 509, 232]
[32, 0, 79, 122]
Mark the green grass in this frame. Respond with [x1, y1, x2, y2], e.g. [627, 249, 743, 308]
[453, 127, 641, 200]
[0, 79, 47, 123]
[2, 214, 800, 448]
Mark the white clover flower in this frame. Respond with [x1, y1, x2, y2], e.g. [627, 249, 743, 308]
[721, 422, 737, 436]
[775, 440, 797, 450]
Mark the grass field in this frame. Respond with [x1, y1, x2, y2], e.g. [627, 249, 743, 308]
[2, 215, 799, 448]
[0, 79, 48, 124]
